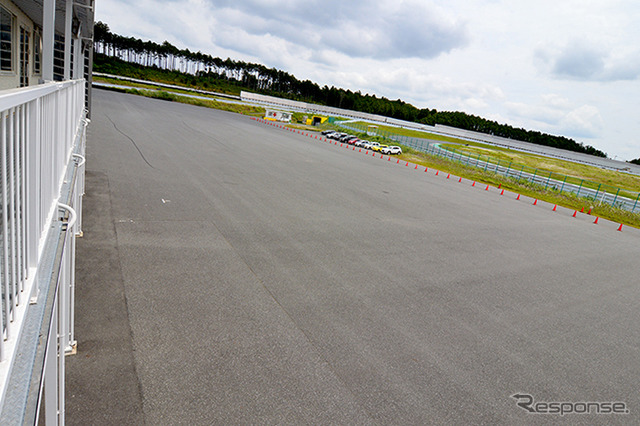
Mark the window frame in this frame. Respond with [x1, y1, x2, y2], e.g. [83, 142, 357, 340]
[33, 28, 41, 75]
[0, 5, 15, 73]
[19, 25, 29, 86]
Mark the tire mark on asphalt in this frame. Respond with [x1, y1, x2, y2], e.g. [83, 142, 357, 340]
[181, 119, 234, 152]
[106, 114, 155, 169]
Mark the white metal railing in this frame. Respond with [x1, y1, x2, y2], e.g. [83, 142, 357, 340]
[0, 79, 87, 424]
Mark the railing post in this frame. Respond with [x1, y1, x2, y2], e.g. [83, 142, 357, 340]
[44, 298, 59, 425]
[612, 188, 620, 206]
[576, 180, 584, 197]
[544, 171, 552, 190]
[1, 111, 7, 360]
[42, 0, 56, 81]
[64, 1, 73, 80]
[594, 183, 602, 201]
[560, 175, 568, 193]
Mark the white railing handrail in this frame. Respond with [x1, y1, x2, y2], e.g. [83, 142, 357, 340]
[0, 80, 81, 113]
[0, 79, 87, 424]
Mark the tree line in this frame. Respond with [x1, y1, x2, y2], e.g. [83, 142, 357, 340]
[94, 22, 608, 158]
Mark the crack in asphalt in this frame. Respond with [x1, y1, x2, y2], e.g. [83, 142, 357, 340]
[106, 114, 156, 169]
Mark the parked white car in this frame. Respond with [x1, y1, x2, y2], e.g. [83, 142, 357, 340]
[380, 145, 402, 155]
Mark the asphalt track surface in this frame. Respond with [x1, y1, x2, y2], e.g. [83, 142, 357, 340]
[67, 88, 640, 425]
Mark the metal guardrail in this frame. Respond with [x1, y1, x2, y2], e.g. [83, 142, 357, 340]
[339, 122, 640, 213]
[0, 80, 87, 425]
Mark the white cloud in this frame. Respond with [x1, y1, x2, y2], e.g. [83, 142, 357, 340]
[540, 94, 572, 110]
[168, 0, 470, 62]
[535, 39, 640, 82]
[507, 96, 603, 139]
[560, 105, 604, 138]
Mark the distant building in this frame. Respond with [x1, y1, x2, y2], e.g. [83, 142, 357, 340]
[265, 109, 292, 122]
[305, 115, 328, 126]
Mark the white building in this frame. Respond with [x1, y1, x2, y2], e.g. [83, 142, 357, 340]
[264, 109, 292, 123]
[0, 0, 94, 89]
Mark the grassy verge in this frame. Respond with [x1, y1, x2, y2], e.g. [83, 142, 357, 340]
[439, 144, 640, 192]
[94, 75, 226, 100]
[94, 75, 161, 90]
[349, 121, 467, 144]
[286, 123, 322, 131]
[103, 86, 265, 117]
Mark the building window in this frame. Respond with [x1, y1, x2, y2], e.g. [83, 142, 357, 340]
[0, 6, 13, 72]
[33, 30, 41, 74]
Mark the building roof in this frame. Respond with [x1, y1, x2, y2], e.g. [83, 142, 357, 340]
[11, 0, 94, 40]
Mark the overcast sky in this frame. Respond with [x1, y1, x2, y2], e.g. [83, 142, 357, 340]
[96, 0, 640, 160]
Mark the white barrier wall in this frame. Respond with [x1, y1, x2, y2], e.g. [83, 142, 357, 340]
[241, 91, 640, 174]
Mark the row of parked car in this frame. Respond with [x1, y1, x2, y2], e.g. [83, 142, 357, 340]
[321, 130, 403, 155]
